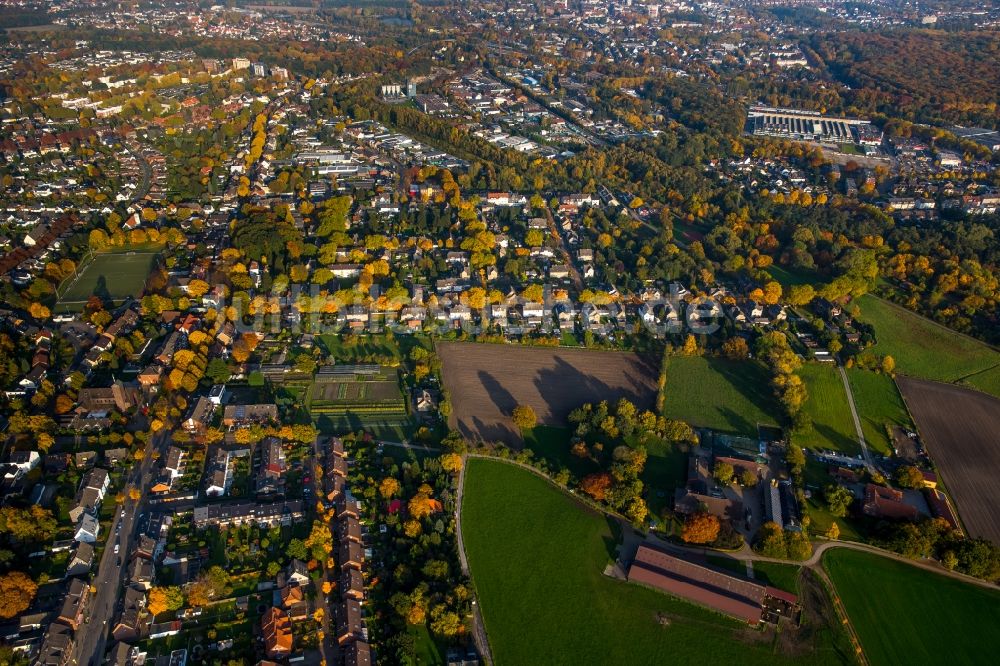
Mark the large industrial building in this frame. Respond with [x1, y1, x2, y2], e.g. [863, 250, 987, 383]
[746, 106, 882, 146]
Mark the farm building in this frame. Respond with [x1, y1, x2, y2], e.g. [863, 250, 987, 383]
[627, 545, 798, 625]
[862, 484, 918, 521]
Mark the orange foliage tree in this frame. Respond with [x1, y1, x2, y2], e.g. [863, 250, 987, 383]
[681, 512, 720, 544]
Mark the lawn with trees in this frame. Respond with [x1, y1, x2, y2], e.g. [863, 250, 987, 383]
[461, 458, 851, 666]
[824, 549, 1000, 665]
[661, 356, 782, 437]
[856, 295, 1000, 398]
[845, 369, 912, 455]
[794, 364, 858, 454]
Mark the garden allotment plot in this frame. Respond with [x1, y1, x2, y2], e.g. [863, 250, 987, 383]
[308, 364, 408, 430]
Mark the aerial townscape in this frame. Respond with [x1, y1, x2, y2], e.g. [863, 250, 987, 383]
[1, 1, 1000, 665]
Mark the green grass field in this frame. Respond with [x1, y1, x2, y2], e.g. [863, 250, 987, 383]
[824, 549, 1000, 666]
[845, 369, 912, 456]
[462, 459, 850, 666]
[857, 295, 1000, 397]
[662, 356, 781, 436]
[56, 252, 156, 309]
[523, 426, 595, 478]
[795, 364, 858, 454]
[767, 264, 822, 289]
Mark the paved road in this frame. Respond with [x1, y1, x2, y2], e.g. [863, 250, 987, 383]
[73, 431, 161, 665]
[838, 364, 875, 470]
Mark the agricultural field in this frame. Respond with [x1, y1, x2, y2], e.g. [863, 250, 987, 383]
[824, 549, 1000, 666]
[307, 365, 409, 435]
[857, 295, 1000, 398]
[437, 342, 658, 445]
[896, 376, 1000, 544]
[661, 356, 781, 437]
[845, 369, 913, 456]
[795, 364, 858, 454]
[461, 459, 852, 666]
[55, 251, 157, 310]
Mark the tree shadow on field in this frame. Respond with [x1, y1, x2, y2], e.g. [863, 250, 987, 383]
[477, 370, 518, 416]
[93, 274, 113, 303]
[532, 355, 653, 424]
[707, 357, 782, 422]
[718, 406, 755, 437]
[468, 415, 519, 448]
[813, 423, 858, 454]
[603, 515, 624, 561]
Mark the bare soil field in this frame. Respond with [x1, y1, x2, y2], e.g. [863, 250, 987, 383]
[897, 376, 1000, 544]
[438, 342, 658, 444]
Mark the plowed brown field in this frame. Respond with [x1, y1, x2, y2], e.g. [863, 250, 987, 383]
[438, 342, 658, 445]
[897, 375, 1000, 545]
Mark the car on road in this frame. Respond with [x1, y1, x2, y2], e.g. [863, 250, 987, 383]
[113, 543, 119, 554]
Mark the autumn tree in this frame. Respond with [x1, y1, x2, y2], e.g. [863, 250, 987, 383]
[408, 490, 436, 520]
[681, 512, 720, 544]
[721, 337, 749, 360]
[0, 571, 37, 619]
[511, 404, 537, 430]
[440, 452, 463, 474]
[895, 465, 925, 489]
[579, 472, 612, 501]
[185, 580, 212, 607]
[148, 586, 184, 617]
[753, 521, 788, 558]
[379, 477, 400, 500]
[0, 505, 58, 542]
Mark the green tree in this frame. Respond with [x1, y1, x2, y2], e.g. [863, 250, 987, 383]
[824, 484, 854, 518]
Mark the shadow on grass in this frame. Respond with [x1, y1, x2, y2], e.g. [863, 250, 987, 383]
[603, 515, 623, 561]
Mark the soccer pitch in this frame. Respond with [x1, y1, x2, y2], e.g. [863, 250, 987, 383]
[56, 252, 157, 310]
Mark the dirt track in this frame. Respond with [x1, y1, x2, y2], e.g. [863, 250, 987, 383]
[438, 342, 658, 444]
[897, 376, 1000, 545]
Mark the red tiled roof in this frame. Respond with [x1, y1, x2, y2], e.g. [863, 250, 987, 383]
[628, 545, 765, 624]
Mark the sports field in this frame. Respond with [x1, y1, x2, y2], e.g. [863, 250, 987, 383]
[661, 356, 781, 436]
[56, 252, 156, 309]
[461, 459, 851, 666]
[845, 369, 912, 456]
[857, 295, 1000, 397]
[795, 364, 858, 454]
[824, 549, 1000, 666]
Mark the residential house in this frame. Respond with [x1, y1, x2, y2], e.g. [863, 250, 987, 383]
[337, 599, 364, 645]
[112, 587, 147, 643]
[340, 568, 365, 601]
[222, 404, 277, 427]
[192, 500, 304, 529]
[339, 540, 364, 571]
[66, 542, 94, 577]
[344, 641, 372, 666]
[57, 579, 89, 630]
[261, 607, 293, 659]
[36, 623, 74, 666]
